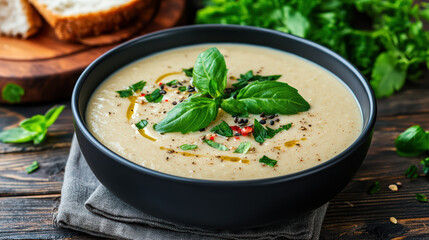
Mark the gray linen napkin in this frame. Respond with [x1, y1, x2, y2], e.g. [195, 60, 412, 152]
[53, 136, 328, 239]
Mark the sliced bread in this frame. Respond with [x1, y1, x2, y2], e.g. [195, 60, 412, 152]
[29, 0, 153, 41]
[0, 0, 43, 38]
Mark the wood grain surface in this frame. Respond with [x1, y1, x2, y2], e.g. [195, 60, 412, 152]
[0, 0, 186, 104]
[0, 73, 428, 239]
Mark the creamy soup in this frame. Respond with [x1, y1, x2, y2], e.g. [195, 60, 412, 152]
[86, 44, 362, 180]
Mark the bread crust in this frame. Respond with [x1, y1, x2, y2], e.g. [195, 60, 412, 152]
[29, 0, 152, 40]
[21, 0, 42, 38]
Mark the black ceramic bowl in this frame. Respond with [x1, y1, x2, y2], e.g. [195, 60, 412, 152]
[72, 25, 376, 229]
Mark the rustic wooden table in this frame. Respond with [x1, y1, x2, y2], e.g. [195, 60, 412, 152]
[0, 74, 428, 239]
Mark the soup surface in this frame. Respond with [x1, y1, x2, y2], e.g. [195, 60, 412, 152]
[86, 44, 362, 180]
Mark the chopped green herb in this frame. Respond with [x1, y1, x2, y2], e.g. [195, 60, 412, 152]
[179, 86, 187, 92]
[395, 125, 429, 157]
[416, 193, 428, 202]
[234, 142, 251, 154]
[2, 83, 24, 103]
[25, 161, 39, 174]
[0, 105, 65, 144]
[259, 155, 277, 167]
[421, 157, 429, 175]
[368, 181, 380, 194]
[253, 119, 292, 143]
[405, 165, 419, 179]
[211, 121, 233, 137]
[203, 139, 228, 151]
[182, 67, 193, 77]
[116, 81, 146, 98]
[180, 144, 198, 150]
[145, 88, 163, 103]
[135, 120, 148, 129]
[166, 80, 178, 86]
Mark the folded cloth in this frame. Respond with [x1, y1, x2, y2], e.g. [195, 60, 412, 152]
[53, 136, 328, 240]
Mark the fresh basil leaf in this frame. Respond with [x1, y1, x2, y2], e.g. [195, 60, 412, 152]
[370, 52, 407, 98]
[266, 123, 292, 138]
[253, 119, 268, 143]
[180, 144, 198, 150]
[421, 157, 429, 175]
[33, 129, 47, 145]
[2, 83, 24, 103]
[155, 97, 218, 133]
[220, 98, 248, 117]
[20, 115, 46, 134]
[395, 125, 428, 157]
[44, 105, 65, 127]
[130, 81, 146, 92]
[145, 89, 163, 103]
[231, 71, 281, 96]
[368, 181, 380, 194]
[253, 120, 292, 143]
[236, 81, 310, 115]
[183, 67, 193, 77]
[0, 127, 38, 143]
[135, 120, 148, 129]
[166, 80, 178, 86]
[210, 121, 233, 137]
[405, 165, 419, 179]
[203, 139, 229, 151]
[234, 142, 251, 154]
[25, 161, 39, 174]
[179, 86, 187, 92]
[116, 90, 133, 98]
[416, 193, 428, 203]
[116, 81, 146, 98]
[192, 47, 227, 98]
[259, 155, 277, 167]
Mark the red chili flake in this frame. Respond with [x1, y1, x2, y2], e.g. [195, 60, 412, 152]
[158, 82, 163, 86]
[240, 126, 253, 136]
[165, 99, 169, 102]
[209, 136, 215, 141]
[140, 93, 146, 96]
[230, 126, 240, 132]
[234, 137, 240, 140]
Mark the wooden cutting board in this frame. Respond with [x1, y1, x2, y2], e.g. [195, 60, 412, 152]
[0, 0, 185, 104]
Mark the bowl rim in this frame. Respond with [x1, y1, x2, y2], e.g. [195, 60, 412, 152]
[72, 24, 377, 186]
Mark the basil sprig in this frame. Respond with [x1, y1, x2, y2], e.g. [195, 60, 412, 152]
[155, 47, 309, 134]
[211, 121, 233, 137]
[230, 70, 281, 96]
[192, 47, 228, 98]
[234, 142, 251, 154]
[155, 97, 218, 133]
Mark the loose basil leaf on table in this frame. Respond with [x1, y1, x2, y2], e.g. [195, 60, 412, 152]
[203, 139, 229, 151]
[155, 97, 218, 133]
[45, 105, 65, 127]
[220, 98, 248, 117]
[236, 81, 310, 115]
[0, 128, 38, 143]
[405, 165, 419, 179]
[211, 121, 233, 137]
[259, 155, 277, 167]
[234, 142, 251, 154]
[367, 181, 380, 194]
[26, 161, 39, 174]
[395, 125, 429, 157]
[2, 83, 25, 103]
[416, 193, 428, 202]
[192, 47, 228, 98]
[421, 157, 429, 175]
[180, 144, 198, 150]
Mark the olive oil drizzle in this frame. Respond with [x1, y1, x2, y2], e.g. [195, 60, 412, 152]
[160, 147, 249, 164]
[155, 72, 182, 83]
[284, 138, 307, 148]
[138, 129, 157, 142]
[126, 96, 137, 120]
